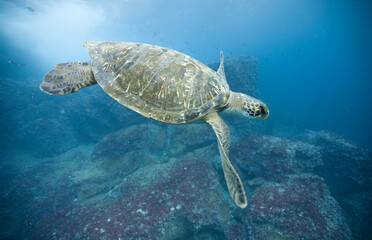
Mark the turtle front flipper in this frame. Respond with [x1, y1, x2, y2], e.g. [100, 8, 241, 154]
[40, 62, 97, 95]
[205, 112, 247, 208]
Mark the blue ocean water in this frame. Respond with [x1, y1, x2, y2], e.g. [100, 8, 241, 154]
[0, 0, 371, 239]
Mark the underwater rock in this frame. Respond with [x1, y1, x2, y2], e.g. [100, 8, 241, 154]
[32, 157, 245, 240]
[166, 123, 216, 157]
[297, 130, 372, 194]
[0, 145, 97, 239]
[231, 134, 323, 182]
[17, 118, 79, 157]
[247, 174, 352, 240]
[297, 130, 372, 240]
[91, 124, 167, 177]
[0, 77, 80, 155]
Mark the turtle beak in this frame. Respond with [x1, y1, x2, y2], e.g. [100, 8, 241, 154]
[258, 102, 269, 119]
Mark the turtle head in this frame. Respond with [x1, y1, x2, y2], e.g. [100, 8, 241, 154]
[228, 92, 269, 119]
[242, 96, 269, 119]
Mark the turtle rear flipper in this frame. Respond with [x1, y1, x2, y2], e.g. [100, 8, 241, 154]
[40, 62, 97, 95]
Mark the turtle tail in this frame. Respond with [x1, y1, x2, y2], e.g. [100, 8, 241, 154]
[40, 62, 97, 95]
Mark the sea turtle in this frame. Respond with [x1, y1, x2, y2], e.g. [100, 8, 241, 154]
[40, 41, 269, 208]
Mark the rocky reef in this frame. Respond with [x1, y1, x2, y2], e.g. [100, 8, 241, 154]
[32, 157, 244, 239]
[2, 123, 367, 239]
[91, 124, 168, 177]
[297, 130, 372, 240]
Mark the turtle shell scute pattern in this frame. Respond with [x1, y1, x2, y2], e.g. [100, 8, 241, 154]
[86, 41, 229, 123]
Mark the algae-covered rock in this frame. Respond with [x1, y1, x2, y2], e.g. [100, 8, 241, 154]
[166, 123, 216, 157]
[297, 130, 372, 240]
[17, 118, 79, 157]
[248, 174, 352, 240]
[297, 130, 372, 195]
[32, 157, 245, 240]
[91, 124, 167, 176]
[231, 134, 323, 182]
